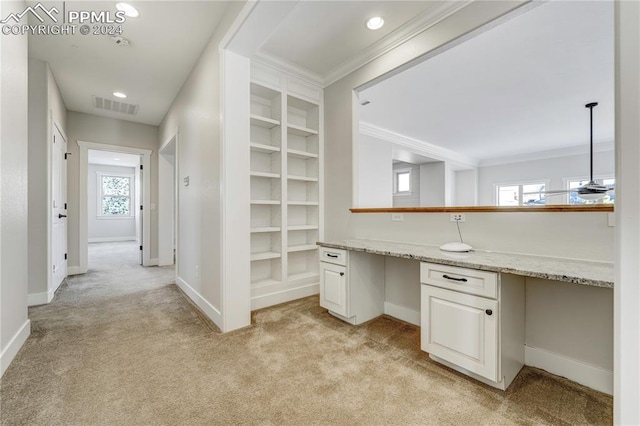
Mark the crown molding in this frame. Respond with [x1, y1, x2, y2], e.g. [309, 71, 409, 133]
[322, 1, 473, 88]
[360, 122, 478, 169]
[478, 141, 615, 167]
[252, 52, 324, 88]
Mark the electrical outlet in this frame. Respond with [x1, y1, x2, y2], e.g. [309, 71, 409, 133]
[391, 213, 404, 222]
[450, 213, 466, 222]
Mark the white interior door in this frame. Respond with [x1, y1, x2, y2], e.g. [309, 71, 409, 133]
[52, 123, 67, 291]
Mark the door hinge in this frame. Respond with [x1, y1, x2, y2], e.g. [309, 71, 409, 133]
[140, 205, 143, 210]
[64, 153, 69, 160]
[140, 245, 143, 251]
[64, 253, 67, 260]
[64, 202, 67, 210]
[140, 165, 143, 170]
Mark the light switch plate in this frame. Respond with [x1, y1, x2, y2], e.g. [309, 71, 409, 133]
[183, 176, 190, 186]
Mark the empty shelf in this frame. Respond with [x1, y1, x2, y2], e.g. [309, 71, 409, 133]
[288, 201, 319, 206]
[288, 124, 318, 137]
[251, 114, 280, 129]
[251, 227, 281, 233]
[287, 272, 319, 282]
[288, 225, 318, 231]
[287, 175, 318, 182]
[250, 142, 281, 153]
[287, 244, 318, 253]
[251, 200, 280, 205]
[287, 149, 318, 159]
[251, 251, 281, 261]
[251, 171, 281, 179]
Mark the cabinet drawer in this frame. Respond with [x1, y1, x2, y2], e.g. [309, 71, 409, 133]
[319, 247, 347, 266]
[420, 262, 498, 299]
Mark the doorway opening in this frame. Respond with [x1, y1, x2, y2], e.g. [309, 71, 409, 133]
[77, 141, 152, 274]
[87, 149, 142, 270]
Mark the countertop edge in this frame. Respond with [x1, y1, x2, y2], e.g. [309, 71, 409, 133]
[317, 241, 613, 289]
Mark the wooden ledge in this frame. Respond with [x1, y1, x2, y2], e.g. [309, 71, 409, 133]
[349, 205, 614, 213]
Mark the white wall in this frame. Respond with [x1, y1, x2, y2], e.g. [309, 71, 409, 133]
[478, 150, 615, 205]
[615, 1, 640, 422]
[1, 0, 30, 376]
[87, 164, 137, 242]
[323, 0, 614, 391]
[66, 112, 159, 265]
[357, 133, 392, 207]
[418, 162, 444, 206]
[27, 59, 67, 300]
[454, 169, 477, 206]
[159, 2, 246, 330]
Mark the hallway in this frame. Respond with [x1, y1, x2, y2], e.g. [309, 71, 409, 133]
[0, 255, 612, 424]
[88, 241, 141, 270]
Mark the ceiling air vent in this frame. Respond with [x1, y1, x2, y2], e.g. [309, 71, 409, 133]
[92, 96, 139, 116]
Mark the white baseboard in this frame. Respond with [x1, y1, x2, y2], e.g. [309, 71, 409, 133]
[67, 266, 84, 276]
[176, 276, 223, 329]
[525, 345, 613, 395]
[88, 236, 136, 243]
[1, 320, 31, 377]
[149, 258, 159, 266]
[251, 283, 319, 311]
[28, 290, 54, 306]
[384, 302, 420, 326]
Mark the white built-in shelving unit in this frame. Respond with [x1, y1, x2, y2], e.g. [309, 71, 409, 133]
[249, 64, 323, 310]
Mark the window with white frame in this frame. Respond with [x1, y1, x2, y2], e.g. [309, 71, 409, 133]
[496, 182, 547, 206]
[97, 172, 134, 217]
[567, 177, 615, 204]
[394, 169, 411, 195]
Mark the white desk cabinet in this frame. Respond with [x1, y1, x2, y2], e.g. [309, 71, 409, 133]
[319, 248, 384, 325]
[420, 262, 525, 390]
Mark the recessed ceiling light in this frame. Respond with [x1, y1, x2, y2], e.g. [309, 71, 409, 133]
[366, 16, 384, 30]
[116, 3, 139, 18]
[113, 158, 121, 161]
[113, 92, 127, 98]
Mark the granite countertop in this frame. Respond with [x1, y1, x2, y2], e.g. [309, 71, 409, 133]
[317, 239, 613, 288]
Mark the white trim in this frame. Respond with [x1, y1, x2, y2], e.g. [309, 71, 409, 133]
[88, 236, 136, 243]
[525, 345, 613, 395]
[158, 130, 178, 268]
[360, 122, 478, 169]
[0, 320, 31, 377]
[149, 257, 158, 266]
[77, 141, 152, 271]
[479, 141, 615, 167]
[383, 302, 420, 326]
[323, 1, 473, 87]
[252, 53, 324, 88]
[67, 266, 83, 276]
[28, 290, 54, 306]
[251, 283, 319, 311]
[176, 276, 222, 328]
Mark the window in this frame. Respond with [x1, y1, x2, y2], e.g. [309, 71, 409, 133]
[98, 173, 133, 217]
[567, 177, 615, 205]
[394, 169, 411, 195]
[496, 182, 547, 206]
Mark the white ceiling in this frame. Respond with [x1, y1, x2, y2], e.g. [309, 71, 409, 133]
[257, 1, 454, 81]
[28, 1, 229, 125]
[358, 1, 614, 162]
[88, 149, 139, 167]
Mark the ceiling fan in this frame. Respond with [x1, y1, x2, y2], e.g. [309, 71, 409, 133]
[524, 102, 613, 202]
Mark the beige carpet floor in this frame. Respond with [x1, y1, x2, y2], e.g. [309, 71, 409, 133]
[1, 243, 612, 425]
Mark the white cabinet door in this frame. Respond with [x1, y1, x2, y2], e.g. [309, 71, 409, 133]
[421, 285, 499, 382]
[320, 262, 347, 317]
